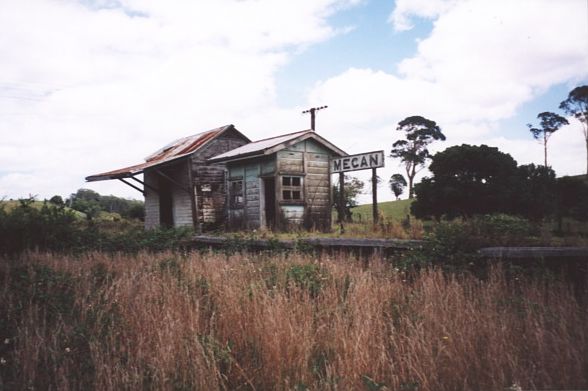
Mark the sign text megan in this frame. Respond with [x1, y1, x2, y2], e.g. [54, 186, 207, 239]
[331, 151, 385, 173]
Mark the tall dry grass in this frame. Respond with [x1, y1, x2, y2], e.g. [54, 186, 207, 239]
[0, 250, 586, 390]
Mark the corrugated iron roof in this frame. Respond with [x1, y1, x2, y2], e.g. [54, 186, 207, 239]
[86, 124, 237, 182]
[209, 129, 347, 163]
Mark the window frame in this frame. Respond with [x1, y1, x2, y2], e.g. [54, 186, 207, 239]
[229, 179, 244, 208]
[281, 175, 303, 202]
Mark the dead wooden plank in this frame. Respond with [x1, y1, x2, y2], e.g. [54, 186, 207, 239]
[279, 162, 304, 172]
[306, 179, 329, 188]
[278, 150, 304, 157]
[307, 160, 329, 168]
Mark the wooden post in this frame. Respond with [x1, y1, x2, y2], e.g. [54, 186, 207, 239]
[372, 168, 378, 225]
[338, 172, 345, 224]
[186, 160, 201, 234]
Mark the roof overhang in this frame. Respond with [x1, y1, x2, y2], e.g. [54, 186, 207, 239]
[85, 153, 189, 182]
[86, 124, 248, 182]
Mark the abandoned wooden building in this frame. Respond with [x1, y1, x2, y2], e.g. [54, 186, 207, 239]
[86, 124, 250, 230]
[209, 129, 346, 230]
[86, 126, 347, 231]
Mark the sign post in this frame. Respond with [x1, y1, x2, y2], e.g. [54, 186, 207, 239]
[331, 150, 385, 227]
[338, 172, 345, 232]
[372, 168, 378, 224]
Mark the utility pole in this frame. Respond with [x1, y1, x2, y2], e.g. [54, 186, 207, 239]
[302, 105, 328, 131]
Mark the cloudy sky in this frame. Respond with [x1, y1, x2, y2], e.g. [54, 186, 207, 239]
[1, 0, 587, 203]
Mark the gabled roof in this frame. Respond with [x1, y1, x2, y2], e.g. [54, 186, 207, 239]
[86, 124, 249, 182]
[208, 129, 347, 163]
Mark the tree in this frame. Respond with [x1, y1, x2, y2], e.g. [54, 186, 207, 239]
[411, 144, 519, 219]
[389, 174, 407, 200]
[527, 111, 568, 167]
[559, 85, 588, 174]
[390, 116, 445, 198]
[332, 175, 364, 222]
[48, 195, 65, 207]
[514, 164, 557, 221]
[68, 189, 101, 220]
[412, 145, 560, 221]
[556, 175, 588, 225]
[67, 188, 144, 221]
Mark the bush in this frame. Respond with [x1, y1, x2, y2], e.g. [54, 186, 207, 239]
[0, 197, 192, 254]
[416, 214, 536, 269]
[0, 199, 79, 253]
[412, 145, 557, 221]
[557, 175, 588, 222]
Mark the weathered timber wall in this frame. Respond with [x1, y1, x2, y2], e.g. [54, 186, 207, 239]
[304, 147, 331, 230]
[144, 170, 160, 230]
[245, 163, 261, 229]
[194, 165, 225, 225]
[142, 161, 192, 228]
[277, 150, 304, 173]
[190, 128, 249, 230]
[224, 137, 337, 231]
[276, 139, 332, 230]
[168, 162, 193, 227]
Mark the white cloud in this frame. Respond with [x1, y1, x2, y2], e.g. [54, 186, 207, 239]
[0, 0, 358, 200]
[1, 0, 586, 206]
[389, 0, 458, 31]
[306, 0, 588, 203]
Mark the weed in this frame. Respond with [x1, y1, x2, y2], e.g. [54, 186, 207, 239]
[0, 252, 586, 390]
[286, 263, 328, 298]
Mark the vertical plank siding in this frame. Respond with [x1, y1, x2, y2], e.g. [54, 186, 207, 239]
[245, 164, 261, 228]
[142, 127, 249, 230]
[304, 147, 331, 230]
[274, 139, 333, 230]
[143, 170, 160, 229]
[167, 162, 193, 227]
[189, 130, 249, 230]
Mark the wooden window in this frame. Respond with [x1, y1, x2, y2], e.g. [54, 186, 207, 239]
[230, 180, 244, 207]
[281, 176, 303, 201]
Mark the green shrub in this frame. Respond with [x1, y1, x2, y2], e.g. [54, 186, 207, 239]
[0, 197, 192, 254]
[286, 263, 327, 298]
[416, 214, 536, 270]
[0, 199, 79, 253]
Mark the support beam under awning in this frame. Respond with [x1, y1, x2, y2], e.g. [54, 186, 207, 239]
[118, 178, 144, 195]
[130, 176, 159, 194]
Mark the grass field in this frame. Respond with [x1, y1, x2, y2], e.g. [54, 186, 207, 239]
[1, 251, 586, 390]
[352, 199, 414, 222]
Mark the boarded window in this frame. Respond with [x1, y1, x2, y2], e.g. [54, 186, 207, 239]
[281, 176, 303, 201]
[230, 180, 244, 207]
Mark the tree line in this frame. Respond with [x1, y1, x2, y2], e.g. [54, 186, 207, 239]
[49, 188, 144, 221]
[385, 84, 588, 222]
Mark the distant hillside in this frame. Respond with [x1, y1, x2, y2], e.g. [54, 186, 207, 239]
[0, 200, 86, 219]
[352, 199, 414, 221]
[566, 174, 588, 183]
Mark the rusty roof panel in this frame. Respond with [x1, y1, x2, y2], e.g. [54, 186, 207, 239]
[86, 124, 234, 182]
[144, 127, 222, 162]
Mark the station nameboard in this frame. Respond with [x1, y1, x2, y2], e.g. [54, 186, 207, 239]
[331, 150, 385, 173]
